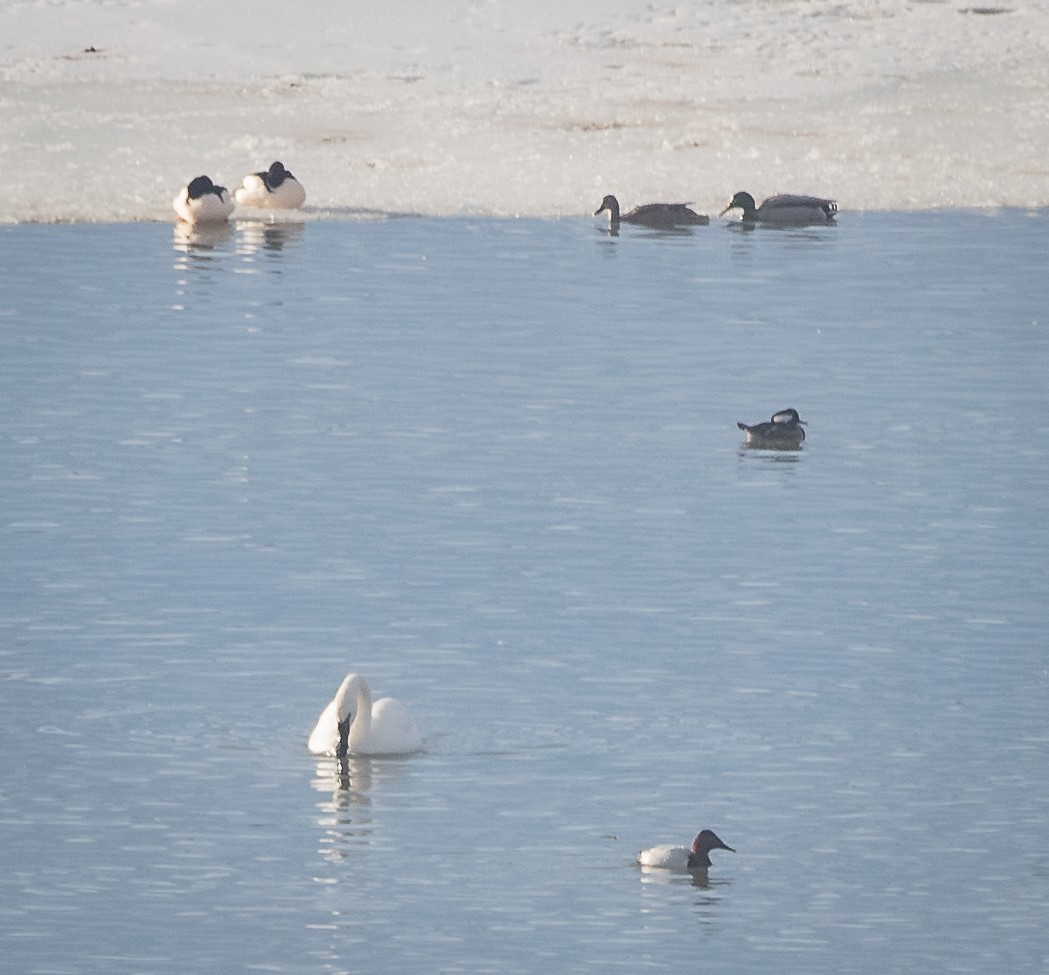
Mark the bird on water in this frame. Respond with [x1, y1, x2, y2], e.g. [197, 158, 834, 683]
[308, 672, 423, 758]
[737, 407, 807, 448]
[720, 191, 836, 226]
[595, 194, 709, 230]
[636, 829, 736, 871]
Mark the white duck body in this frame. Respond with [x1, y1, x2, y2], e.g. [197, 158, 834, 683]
[308, 673, 422, 757]
[234, 161, 306, 209]
[637, 843, 692, 870]
[172, 175, 235, 225]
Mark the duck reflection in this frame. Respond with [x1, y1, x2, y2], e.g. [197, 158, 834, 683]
[638, 864, 734, 893]
[725, 221, 836, 245]
[736, 448, 803, 464]
[237, 220, 306, 254]
[690, 872, 732, 892]
[597, 224, 703, 240]
[172, 220, 235, 254]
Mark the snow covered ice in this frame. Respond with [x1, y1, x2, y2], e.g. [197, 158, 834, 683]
[1, 0, 1047, 223]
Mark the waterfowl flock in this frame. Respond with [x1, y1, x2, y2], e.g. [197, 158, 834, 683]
[172, 161, 835, 237]
[193, 157, 829, 881]
[309, 671, 736, 880]
[595, 189, 837, 230]
[173, 160, 306, 224]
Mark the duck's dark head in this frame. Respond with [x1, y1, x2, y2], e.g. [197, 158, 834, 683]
[719, 191, 756, 217]
[686, 829, 735, 868]
[595, 195, 621, 219]
[692, 829, 735, 854]
[187, 175, 217, 199]
[265, 161, 290, 188]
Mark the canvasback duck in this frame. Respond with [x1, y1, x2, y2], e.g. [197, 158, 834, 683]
[637, 829, 736, 871]
[595, 194, 709, 230]
[234, 161, 306, 209]
[737, 407, 807, 448]
[172, 175, 235, 225]
[308, 673, 423, 758]
[720, 191, 837, 226]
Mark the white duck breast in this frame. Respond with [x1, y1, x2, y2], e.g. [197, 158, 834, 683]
[235, 161, 306, 209]
[308, 672, 422, 757]
[172, 175, 234, 224]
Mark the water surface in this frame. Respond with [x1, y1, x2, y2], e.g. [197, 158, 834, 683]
[1, 211, 1047, 974]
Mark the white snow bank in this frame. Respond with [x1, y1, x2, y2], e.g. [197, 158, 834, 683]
[1, 0, 1047, 223]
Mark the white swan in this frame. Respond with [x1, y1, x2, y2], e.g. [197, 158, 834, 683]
[637, 829, 735, 871]
[308, 673, 423, 757]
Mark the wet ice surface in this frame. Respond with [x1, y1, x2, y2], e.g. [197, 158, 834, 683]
[2, 0, 1048, 221]
[1, 210, 1047, 974]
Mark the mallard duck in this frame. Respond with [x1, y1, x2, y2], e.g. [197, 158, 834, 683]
[595, 194, 709, 230]
[234, 161, 307, 209]
[720, 191, 836, 226]
[737, 407, 807, 448]
[637, 829, 736, 871]
[172, 175, 235, 225]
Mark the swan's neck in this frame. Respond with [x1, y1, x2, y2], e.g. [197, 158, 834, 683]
[336, 674, 373, 757]
[349, 678, 372, 751]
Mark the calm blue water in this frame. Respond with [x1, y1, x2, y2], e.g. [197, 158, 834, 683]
[1, 211, 1048, 975]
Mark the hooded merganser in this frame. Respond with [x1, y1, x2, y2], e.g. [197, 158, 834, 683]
[737, 407, 807, 448]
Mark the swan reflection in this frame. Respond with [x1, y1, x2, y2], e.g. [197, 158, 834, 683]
[312, 754, 375, 802]
[313, 755, 374, 862]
